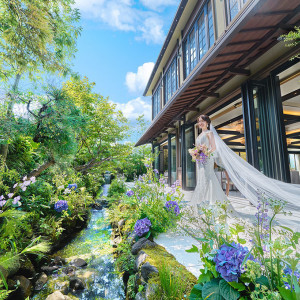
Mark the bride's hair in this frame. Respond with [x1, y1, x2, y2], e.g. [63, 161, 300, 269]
[197, 114, 211, 130]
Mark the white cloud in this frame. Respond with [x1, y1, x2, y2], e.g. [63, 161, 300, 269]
[112, 97, 152, 121]
[137, 17, 165, 44]
[74, 0, 170, 44]
[125, 62, 154, 93]
[140, 0, 178, 11]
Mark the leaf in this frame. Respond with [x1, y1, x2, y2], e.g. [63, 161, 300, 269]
[255, 276, 270, 289]
[195, 237, 210, 243]
[278, 287, 297, 300]
[237, 237, 246, 244]
[189, 284, 203, 300]
[202, 278, 224, 300]
[144, 231, 151, 239]
[219, 280, 240, 300]
[228, 281, 246, 292]
[198, 273, 213, 284]
[0, 270, 8, 290]
[186, 245, 199, 253]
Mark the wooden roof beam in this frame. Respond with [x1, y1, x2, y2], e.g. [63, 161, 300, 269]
[229, 67, 250, 76]
[202, 92, 219, 98]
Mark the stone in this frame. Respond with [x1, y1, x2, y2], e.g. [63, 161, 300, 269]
[128, 231, 138, 245]
[135, 251, 148, 271]
[34, 272, 48, 291]
[135, 291, 146, 300]
[62, 266, 76, 277]
[12, 275, 32, 299]
[131, 238, 157, 255]
[41, 265, 59, 274]
[118, 219, 125, 228]
[70, 258, 87, 268]
[17, 257, 36, 278]
[145, 282, 159, 299]
[46, 290, 72, 300]
[69, 277, 85, 290]
[50, 256, 66, 267]
[140, 262, 158, 282]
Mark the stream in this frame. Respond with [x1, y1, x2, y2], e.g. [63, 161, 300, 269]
[33, 184, 125, 300]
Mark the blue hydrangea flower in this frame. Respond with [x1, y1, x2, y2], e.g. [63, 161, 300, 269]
[165, 200, 180, 216]
[126, 190, 134, 197]
[134, 217, 151, 237]
[283, 267, 300, 290]
[213, 242, 253, 282]
[54, 200, 68, 212]
[68, 183, 77, 190]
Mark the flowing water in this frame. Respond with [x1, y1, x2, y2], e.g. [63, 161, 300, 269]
[33, 184, 125, 300]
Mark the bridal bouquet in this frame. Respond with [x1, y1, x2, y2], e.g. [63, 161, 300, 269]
[188, 144, 213, 164]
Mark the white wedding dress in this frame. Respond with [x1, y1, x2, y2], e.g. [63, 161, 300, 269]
[190, 130, 227, 208]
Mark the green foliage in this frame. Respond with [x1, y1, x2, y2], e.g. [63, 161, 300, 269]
[81, 172, 105, 198]
[156, 262, 188, 300]
[115, 241, 135, 273]
[280, 26, 300, 59]
[108, 176, 127, 198]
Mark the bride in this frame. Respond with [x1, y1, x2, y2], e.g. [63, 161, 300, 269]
[190, 114, 300, 215]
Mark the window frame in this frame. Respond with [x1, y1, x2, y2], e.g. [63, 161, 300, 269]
[152, 83, 161, 119]
[164, 56, 178, 104]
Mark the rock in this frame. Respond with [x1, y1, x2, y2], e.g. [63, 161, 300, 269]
[71, 258, 87, 268]
[17, 257, 36, 279]
[34, 272, 48, 291]
[50, 256, 66, 267]
[112, 236, 122, 248]
[62, 266, 76, 277]
[140, 262, 158, 282]
[145, 282, 159, 299]
[131, 238, 157, 255]
[69, 277, 85, 291]
[135, 251, 148, 271]
[46, 291, 72, 300]
[136, 291, 146, 300]
[41, 265, 59, 274]
[128, 231, 138, 245]
[12, 275, 32, 299]
[118, 219, 125, 228]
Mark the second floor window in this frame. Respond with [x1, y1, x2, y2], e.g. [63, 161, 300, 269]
[164, 57, 178, 103]
[227, 0, 247, 22]
[153, 84, 161, 119]
[184, 0, 215, 78]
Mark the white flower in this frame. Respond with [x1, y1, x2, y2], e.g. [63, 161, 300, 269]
[23, 176, 27, 181]
[24, 180, 31, 186]
[63, 188, 71, 194]
[30, 176, 36, 183]
[58, 185, 65, 190]
[13, 183, 18, 188]
[21, 186, 27, 192]
[8, 193, 14, 198]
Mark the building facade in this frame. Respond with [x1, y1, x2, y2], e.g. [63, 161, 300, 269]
[136, 0, 300, 190]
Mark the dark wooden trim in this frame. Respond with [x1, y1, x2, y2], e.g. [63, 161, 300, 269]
[229, 67, 250, 76]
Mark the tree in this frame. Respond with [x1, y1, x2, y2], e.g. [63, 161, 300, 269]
[0, 0, 81, 161]
[280, 26, 300, 59]
[63, 77, 131, 174]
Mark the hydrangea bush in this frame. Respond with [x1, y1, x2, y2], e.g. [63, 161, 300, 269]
[108, 156, 183, 238]
[187, 194, 300, 300]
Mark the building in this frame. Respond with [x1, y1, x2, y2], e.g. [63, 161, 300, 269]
[136, 0, 300, 190]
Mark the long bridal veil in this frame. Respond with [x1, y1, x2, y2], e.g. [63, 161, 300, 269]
[211, 125, 300, 212]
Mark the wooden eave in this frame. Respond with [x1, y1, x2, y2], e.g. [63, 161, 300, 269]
[136, 0, 300, 147]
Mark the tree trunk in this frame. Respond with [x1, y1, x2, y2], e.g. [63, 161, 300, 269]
[75, 157, 111, 173]
[0, 73, 22, 163]
[27, 158, 56, 178]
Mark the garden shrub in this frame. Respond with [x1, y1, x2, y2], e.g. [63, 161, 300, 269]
[108, 176, 127, 198]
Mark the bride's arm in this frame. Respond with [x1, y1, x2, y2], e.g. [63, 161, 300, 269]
[207, 132, 216, 152]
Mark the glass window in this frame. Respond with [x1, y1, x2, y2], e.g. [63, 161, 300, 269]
[185, 125, 196, 188]
[170, 136, 177, 184]
[184, 40, 189, 78]
[207, 1, 214, 47]
[164, 58, 178, 103]
[153, 84, 161, 119]
[227, 0, 247, 23]
[198, 12, 206, 60]
[183, 1, 214, 78]
[189, 30, 197, 70]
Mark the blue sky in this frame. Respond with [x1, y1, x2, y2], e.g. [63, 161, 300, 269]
[72, 0, 179, 140]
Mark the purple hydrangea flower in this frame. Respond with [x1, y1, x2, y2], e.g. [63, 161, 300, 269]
[126, 190, 134, 197]
[154, 169, 159, 174]
[213, 242, 253, 282]
[68, 183, 77, 190]
[165, 200, 180, 216]
[134, 217, 152, 237]
[54, 200, 68, 212]
[144, 163, 150, 168]
[283, 267, 300, 290]
[8, 193, 14, 199]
